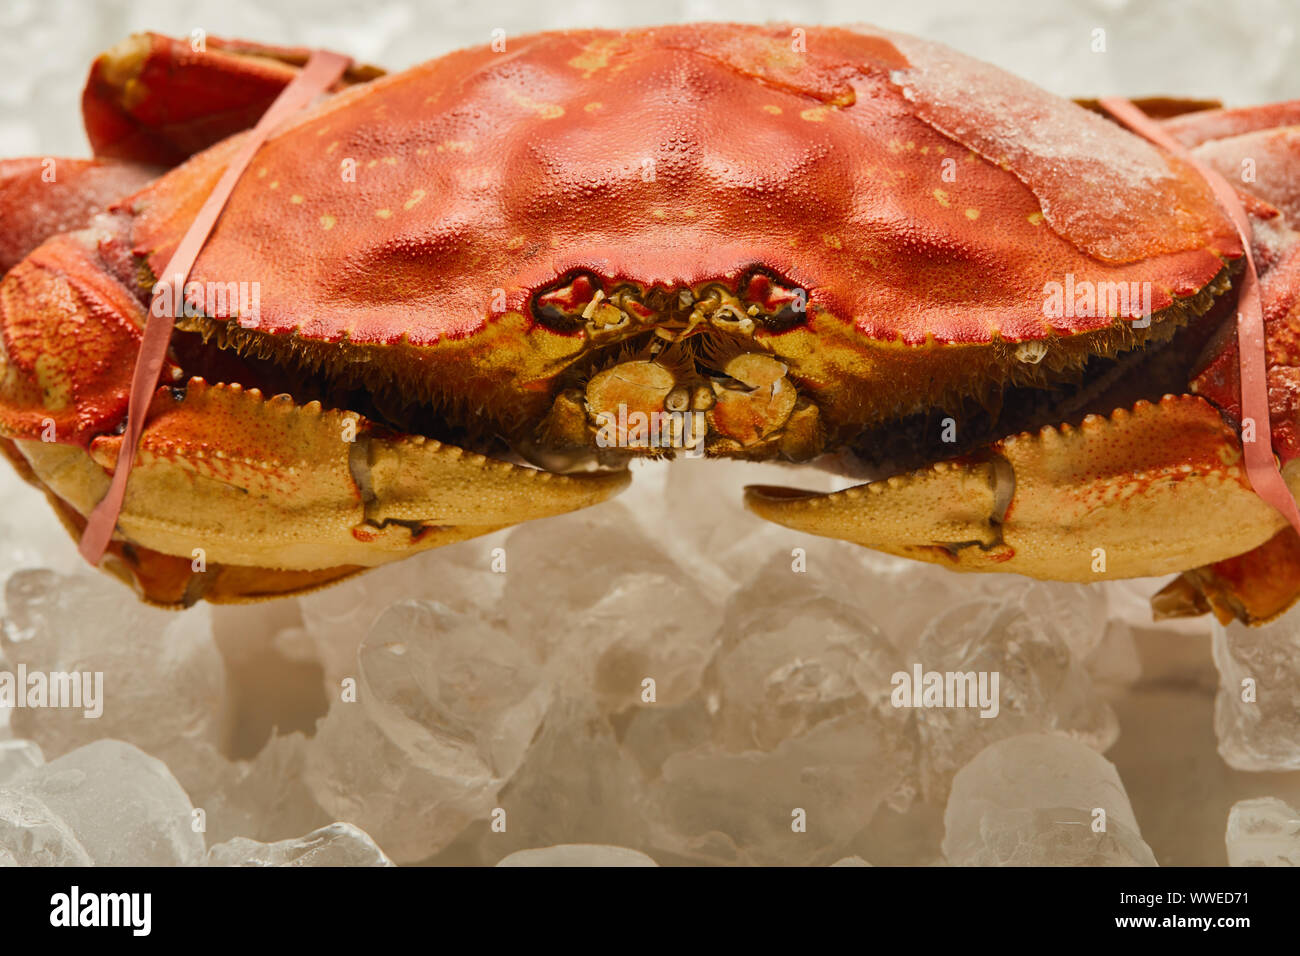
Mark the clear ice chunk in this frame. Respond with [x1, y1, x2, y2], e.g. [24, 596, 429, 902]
[496, 844, 658, 867]
[943, 733, 1156, 866]
[0, 788, 92, 866]
[502, 501, 718, 709]
[0, 738, 43, 784]
[910, 595, 1118, 801]
[1225, 797, 1300, 866]
[2, 739, 203, 866]
[0, 569, 226, 803]
[206, 822, 394, 866]
[1212, 606, 1300, 770]
[359, 600, 549, 782]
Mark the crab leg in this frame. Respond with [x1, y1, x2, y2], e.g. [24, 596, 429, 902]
[0, 158, 159, 276]
[1149, 104, 1300, 622]
[82, 32, 382, 166]
[1163, 99, 1300, 150]
[3, 32, 383, 279]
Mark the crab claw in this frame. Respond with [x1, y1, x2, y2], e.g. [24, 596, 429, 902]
[746, 395, 1292, 582]
[10, 381, 627, 605]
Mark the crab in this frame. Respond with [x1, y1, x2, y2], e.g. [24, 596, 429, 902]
[3, 24, 1300, 621]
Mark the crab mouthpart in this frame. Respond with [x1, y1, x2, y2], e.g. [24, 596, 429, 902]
[531, 271, 822, 462]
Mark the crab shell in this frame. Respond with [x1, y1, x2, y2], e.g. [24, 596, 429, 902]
[2, 24, 1299, 617]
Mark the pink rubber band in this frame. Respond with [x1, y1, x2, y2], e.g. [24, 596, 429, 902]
[1099, 96, 1300, 537]
[79, 49, 351, 565]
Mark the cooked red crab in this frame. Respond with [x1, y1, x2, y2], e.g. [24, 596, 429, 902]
[3, 25, 1300, 621]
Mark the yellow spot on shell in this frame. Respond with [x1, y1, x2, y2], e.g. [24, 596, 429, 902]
[268, 180, 279, 190]
[375, 209, 392, 219]
[435, 140, 474, 154]
[1028, 211, 1045, 225]
[325, 141, 339, 154]
[506, 236, 525, 250]
[404, 189, 426, 210]
[290, 194, 304, 204]
[762, 104, 782, 115]
[505, 87, 564, 119]
[584, 102, 603, 113]
[933, 188, 950, 207]
[320, 215, 336, 230]
[965, 207, 980, 220]
[800, 106, 831, 122]
[256, 168, 268, 179]
[568, 37, 619, 77]
[651, 209, 666, 219]
[822, 234, 843, 250]
[382, 156, 398, 166]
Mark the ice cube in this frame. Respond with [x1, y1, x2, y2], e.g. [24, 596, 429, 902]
[943, 733, 1156, 866]
[1015, 581, 1111, 662]
[303, 697, 496, 863]
[358, 600, 548, 781]
[648, 710, 911, 866]
[496, 844, 658, 867]
[910, 597, 1118, 801]
[0, 738, 42, 784]
[206, 822, 394, 866]
[1212, 606, 1300, 770]
[710, 558, 897, 751]
[0, 569, 227, 804]
[0, 470, 84, 617]
[199, 732, 330, 847]
[502, 502, 717, 708]
[0, 788, 92, 866]
[8, 739, 204, 866]
[635, 457, 840, 597]
[1085, 621, 1142, 688]
[297, 532, 509, 686]
[485, 698, 651, 857]
[1225, 797, 1300, 866]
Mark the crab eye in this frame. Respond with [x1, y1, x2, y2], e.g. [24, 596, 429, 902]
[531, 271, 605, 334]
[532, 303, 586, 334]
[738, 268, 809, 332]
[759, 303, 808, 333]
